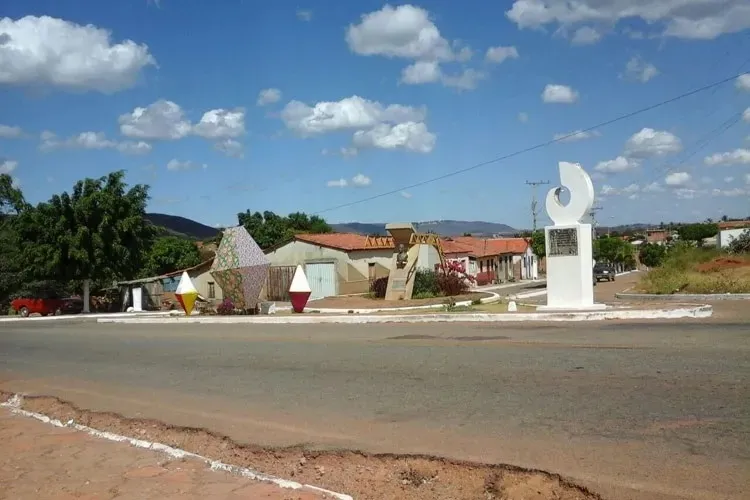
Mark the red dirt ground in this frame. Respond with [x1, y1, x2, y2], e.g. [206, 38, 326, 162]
[696, 257, 750, 273]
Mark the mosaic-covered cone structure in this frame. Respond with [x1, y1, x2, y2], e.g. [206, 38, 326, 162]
[210, 226, 270, 310]
[175, 271, 198, 316]
[288, 265, 311, 313]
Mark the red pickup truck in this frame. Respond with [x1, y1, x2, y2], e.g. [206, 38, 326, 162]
[10, 295, 83, 317]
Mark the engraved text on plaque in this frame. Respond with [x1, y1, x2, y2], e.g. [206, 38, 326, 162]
[548, 228, 579, 257]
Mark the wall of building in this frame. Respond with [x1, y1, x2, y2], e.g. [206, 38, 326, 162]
[265, 240, 393, 296]
[718, 228, 748, 248]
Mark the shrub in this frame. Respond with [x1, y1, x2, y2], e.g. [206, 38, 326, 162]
[413, 269, 439, 297]
[216, 298, 235, 315]
[435, 261, 474, 296]
[369, 277, 388, 299]
[728, 229, 750, 254]
[639, 243, 666, 268]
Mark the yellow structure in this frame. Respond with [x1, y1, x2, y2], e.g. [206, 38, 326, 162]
[378, 223, 446, 301]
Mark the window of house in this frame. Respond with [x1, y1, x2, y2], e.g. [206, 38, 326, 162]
[208, 281, 215, 299]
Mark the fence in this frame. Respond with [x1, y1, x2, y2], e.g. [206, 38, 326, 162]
[265, 265, 296, 301]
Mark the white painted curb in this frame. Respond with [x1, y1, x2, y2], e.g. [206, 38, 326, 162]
[97, 305, 712, 324]
[0, 311, 173, 323]
[0, 395, 352, 500]
[306, 291, 500, 314]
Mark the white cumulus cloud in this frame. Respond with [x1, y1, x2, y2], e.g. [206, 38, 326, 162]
[0, 124, 22, 138]
[0, 159, 18, 174]
[665, 171, 691, 186]
[594, 156, 640, 173]
[736, 73, 750, 91]
[40, 131, 151, 155]
[704, 148, 750, 166]
[257, 88, 282, 106]
[0, 15, 155, 92]
[119, 100, 192, 140]
[625, 56, 659, 83]
[505, 0, 750, 41]
[166, 159, 208, 171]
[554, 129, 600, 142]
[542, 84, 579, 104]
[570, 26, 601, 45]
[214, 139, 244, 158]
[485, 46, 519, 63]
[352, 173, 372, 187]
[352, 122, 436, 153]
[193, 108, 245, 139]
[624, 128, 682, 158]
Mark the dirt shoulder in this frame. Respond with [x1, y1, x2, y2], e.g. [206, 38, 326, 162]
[1, 393, 599, 500]
[0, 407, 324, 500]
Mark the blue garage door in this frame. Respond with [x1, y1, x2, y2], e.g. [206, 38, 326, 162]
[306, 262, 337, 299]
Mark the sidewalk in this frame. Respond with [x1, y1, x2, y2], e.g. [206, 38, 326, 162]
[0, 408, 323, 500]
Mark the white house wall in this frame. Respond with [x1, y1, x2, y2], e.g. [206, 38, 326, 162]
[718, 228, 748, 248]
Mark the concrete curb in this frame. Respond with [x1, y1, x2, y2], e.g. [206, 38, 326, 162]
[97, 304, 712, 324]
[305, 291, 500, 314]
[0, 311, 173, 323]
[0, 395, 353, 500]
[616, 292, 750, 301]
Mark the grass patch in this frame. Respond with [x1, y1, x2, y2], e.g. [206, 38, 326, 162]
[637, 246, 750, 294]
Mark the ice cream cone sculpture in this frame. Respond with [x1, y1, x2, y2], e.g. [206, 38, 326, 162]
[288, 265, 312, 313]
[175, 271, 199, 316]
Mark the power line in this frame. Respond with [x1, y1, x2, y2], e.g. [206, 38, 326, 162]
[525, 180, 550, 232]
[312, 71, 746, 216]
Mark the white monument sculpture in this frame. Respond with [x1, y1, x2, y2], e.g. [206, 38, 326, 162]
[537, 161, 605, 311]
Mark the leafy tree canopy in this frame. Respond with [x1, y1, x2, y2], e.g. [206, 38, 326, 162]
[237, 210, 332, 249]
[142, 236, 202, 277]
[639, 242, 667, 268]
[16, 170, 156, 286]
[594, 236, 635, 264]
[0, 174, 27, 308]
[677, 222, 719, 246]
[530, 231, 545, 257]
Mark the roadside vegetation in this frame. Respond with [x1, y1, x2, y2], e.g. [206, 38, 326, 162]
[637, 233, 750, 294]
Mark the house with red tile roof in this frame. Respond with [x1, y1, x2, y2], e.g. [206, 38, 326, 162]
[441, 236, 537, 283]
[263, 233, 397, 299]
[263, 232, 538, 299]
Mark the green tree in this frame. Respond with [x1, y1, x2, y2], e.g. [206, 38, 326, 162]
[142, 236, 201, 277]
[594, 236, 634, 265]
[0, 174, 27, 312]
[237, 210, 332, 249]
[639, 243, 667, 268]
[676, 222, 719, 246]
[16, 171, 156, 311]
[530, 231, 545, 257]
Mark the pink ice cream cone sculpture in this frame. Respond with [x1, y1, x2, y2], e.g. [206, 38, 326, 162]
[288, 265, 312, 313]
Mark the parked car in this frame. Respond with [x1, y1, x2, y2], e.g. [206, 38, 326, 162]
[594, 264, 616, 282]
[10, 292, 84, 317]
[10, 295, 66, 317]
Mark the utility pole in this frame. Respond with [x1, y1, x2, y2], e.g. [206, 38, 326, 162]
[525, 180, 550, 233]
[588, 205, 602, 239]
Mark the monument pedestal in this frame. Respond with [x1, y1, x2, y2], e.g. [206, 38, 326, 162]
[537, 223, 606, 311]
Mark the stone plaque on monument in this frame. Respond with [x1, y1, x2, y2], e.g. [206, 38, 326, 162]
[548, 228, 579, 257]
[391, 278, 406, 291]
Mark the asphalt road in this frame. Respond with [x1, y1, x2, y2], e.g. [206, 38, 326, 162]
[1, 320, 748, 500]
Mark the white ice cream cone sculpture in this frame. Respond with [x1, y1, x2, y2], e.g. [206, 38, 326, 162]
[175, 271, 199, 316]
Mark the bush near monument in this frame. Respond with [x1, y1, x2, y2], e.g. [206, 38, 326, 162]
[637, 243, 750, 294]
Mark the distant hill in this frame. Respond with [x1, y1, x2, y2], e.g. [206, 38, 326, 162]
[145, 213, 220, 240]
[332, 220, 516, 236]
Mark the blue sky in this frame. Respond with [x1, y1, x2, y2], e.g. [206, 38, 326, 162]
[1, 0, 749, 229]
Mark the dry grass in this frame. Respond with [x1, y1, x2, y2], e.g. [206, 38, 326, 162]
[637, 248, 750, 294]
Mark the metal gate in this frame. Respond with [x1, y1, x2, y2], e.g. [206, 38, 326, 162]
[305, 262, 337, 299]
[265, 266, 296, 301]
